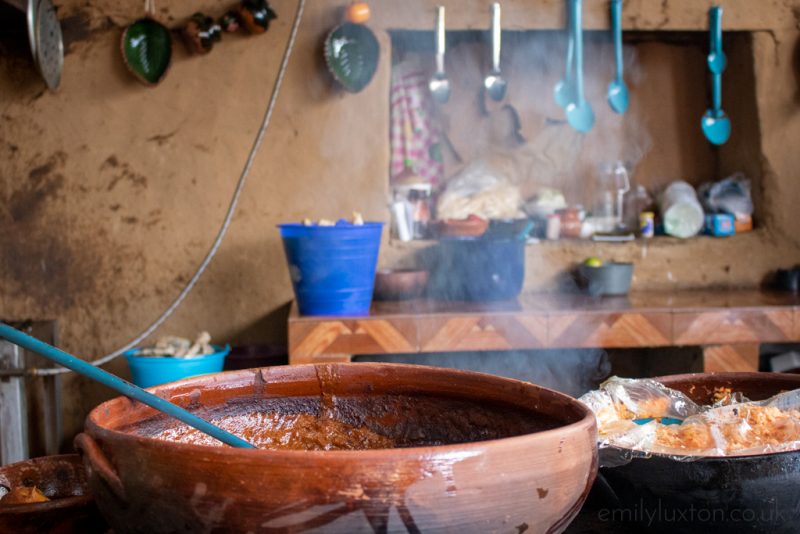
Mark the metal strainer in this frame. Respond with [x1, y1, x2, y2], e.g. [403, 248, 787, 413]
[4, 0, 64, 90]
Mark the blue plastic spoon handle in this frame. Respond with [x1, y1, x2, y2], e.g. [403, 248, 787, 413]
[565, 20, 574, 82]
[612, 0, 623, 82]
[573, 0, 585, 104]
[712, 72, 722, 114]
[711, 6, 723, 59]
[0, 322, 256, 449]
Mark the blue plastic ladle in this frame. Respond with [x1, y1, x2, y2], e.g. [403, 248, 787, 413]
[701, 5, 730, 146]
[607, 0, 629, 114]
[706, 6, 727, 74]
[553, 9, 574, 109]
[565, 0, 595, 133]
[0, 322, 255, 449]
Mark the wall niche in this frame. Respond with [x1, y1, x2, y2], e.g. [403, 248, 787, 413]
[388, 29, 761, 238]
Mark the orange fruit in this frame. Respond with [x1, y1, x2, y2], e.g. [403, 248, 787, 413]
[346, 2, 371, 24]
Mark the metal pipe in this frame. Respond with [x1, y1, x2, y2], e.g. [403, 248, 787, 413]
[0, 323, 256, 449]
[2, 0, 26, 12]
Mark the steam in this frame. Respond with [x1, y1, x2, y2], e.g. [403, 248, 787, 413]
[355, 349, 611, 398]
[390, 29, 654, 209]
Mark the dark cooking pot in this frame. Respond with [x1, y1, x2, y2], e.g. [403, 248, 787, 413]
[598, 372, 800, 534]
[76, 363, 596, 533]
[425, 236, 525, 301]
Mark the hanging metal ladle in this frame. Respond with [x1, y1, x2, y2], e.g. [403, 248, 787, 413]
[0, 322, 255, 449]
[3, 0, 63, 90]
[429, 5, 451, 104]
[484, 3, 507, 102]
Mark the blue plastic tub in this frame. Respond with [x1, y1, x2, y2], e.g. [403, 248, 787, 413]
[278, 222, 384, 316]
[125, 344, 230, 388]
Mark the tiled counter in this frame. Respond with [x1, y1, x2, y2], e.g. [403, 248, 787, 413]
[288, 290, 800, 372]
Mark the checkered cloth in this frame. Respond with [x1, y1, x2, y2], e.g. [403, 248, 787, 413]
[390, 62, 444, 187]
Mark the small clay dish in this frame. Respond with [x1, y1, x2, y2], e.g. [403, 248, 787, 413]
[434, 217, 489, 238]
[374, 269, 428, 301]
[121, 18, 173, 86]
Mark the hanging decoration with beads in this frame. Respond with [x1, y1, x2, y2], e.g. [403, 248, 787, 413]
[182, 0, 278, 55]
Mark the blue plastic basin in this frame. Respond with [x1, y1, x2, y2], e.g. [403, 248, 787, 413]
[278, 222, 383, 316]
[125, 344, 230, 388]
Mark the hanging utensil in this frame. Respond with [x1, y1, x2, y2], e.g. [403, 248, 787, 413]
[484, 3, 507, 102]
[0, 323, 255, 449]
[701, 6, 730, 146]
[607, 0, 629, 114]
[3, 0, 64, 90]
[121, 0, 173, 86]
[324, 21, 379, 93]
[553, 8, 574, 109]
[706, 5, 727, 75]
[429, 5, 450, 104]
[565, 0, 595, 133]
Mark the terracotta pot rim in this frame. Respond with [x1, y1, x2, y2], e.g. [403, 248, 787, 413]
[0, 495, 94, 515]
[0, 454, 92, 515]
[607, 371, 800, 461]
[86, 362, 597, 458]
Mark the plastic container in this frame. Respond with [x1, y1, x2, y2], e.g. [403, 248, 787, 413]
[704, 213, 735, 236]
[278, 222, 384, 316]
[125, 345, 229, 388]
[659, 181, 704, 238]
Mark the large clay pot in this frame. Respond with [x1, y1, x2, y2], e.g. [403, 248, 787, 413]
[76, 363, 597, 533]
[600, 372, 800, 534]
[0, 454, 107, 533]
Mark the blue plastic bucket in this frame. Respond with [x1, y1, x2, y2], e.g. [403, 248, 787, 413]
[125, 344, 230, 388]
[278, 222, 384, 316]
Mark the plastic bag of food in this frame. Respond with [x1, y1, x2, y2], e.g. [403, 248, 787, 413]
[436, 160, 524, 221]
[580, 377, 800, 465]
[698, 172, 753, 216]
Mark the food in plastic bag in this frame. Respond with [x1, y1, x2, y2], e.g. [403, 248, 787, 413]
[698, 172, 754, 216]
[580, 377, 800, 461]
[436, 160, 524, 221]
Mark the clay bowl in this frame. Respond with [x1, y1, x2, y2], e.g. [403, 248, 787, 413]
[373, 269, 428, 300]
[76, 363, 597, 533]
[434, 217, 489, 238]
[600, 372, 800, 534]
[0, 454, 107, 534]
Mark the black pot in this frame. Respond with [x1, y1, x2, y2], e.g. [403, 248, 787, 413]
[598, 372, 800, 534]
[423, 236, 525, 301]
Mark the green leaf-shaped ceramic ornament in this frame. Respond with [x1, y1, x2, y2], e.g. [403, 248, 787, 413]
[121, 18, 173, 86]
[324, 22, 379, 93]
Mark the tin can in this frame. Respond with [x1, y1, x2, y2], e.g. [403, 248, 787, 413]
[639, 211, 655, 238]
[546, 214, 561, 240]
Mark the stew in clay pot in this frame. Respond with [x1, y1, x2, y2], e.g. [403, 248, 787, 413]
[77, 363, 598, 533]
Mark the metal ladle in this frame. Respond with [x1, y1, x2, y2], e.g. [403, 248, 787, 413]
[484, 3, 507, 102]
[553, 11, 574, 109]
[701, 6, 730, 146]
[0, 322, 255, 449]
[3, 0, 63, 90]
[429, 5, 450, 104]
[565, 0, 595, 133]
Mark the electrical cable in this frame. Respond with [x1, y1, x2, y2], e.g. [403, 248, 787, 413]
[33, 0, 306, 376]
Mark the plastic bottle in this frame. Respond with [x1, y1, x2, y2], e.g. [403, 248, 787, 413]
[659, 181, 704, 238]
